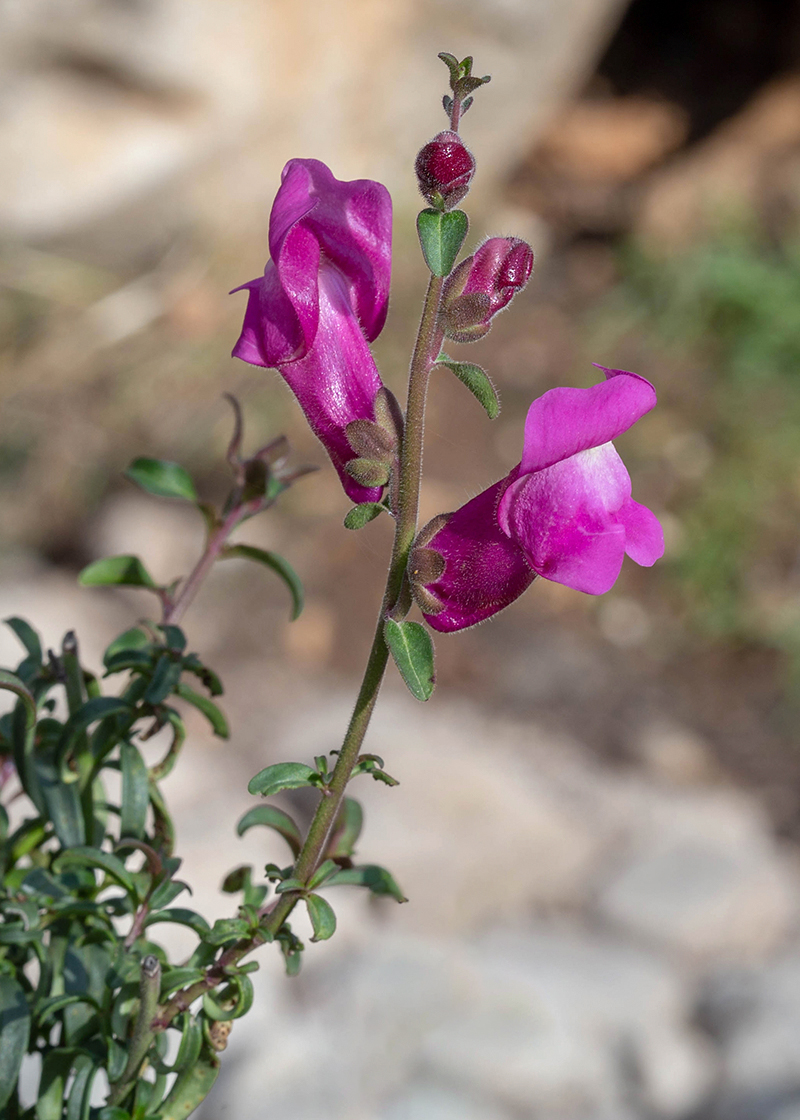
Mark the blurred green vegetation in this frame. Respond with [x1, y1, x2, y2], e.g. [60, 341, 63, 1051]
[599, 226, 800, 683]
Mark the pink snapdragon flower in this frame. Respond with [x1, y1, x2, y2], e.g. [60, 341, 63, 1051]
[231, 158, 392, 503]
[413, 366, 665, 632]
[441, 236, 534, 342]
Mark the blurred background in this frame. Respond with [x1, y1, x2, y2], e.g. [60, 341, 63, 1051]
[5, 1, 800, 1117]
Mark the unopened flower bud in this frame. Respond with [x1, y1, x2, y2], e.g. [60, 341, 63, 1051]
[441, 237, 534, 342]
[415, 131, 475, 210]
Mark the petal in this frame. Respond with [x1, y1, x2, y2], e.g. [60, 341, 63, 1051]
[273, 159, 392, 342]
[619, 497, 665, 566]
[278, 264, 384, 503]
[231, 258, 315, 367]
[498, 444, 630, 595]
[520, 367, 657, 474]
[421, 475, 536, 633]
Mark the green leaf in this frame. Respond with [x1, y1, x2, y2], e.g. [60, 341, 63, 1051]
[120, 743, 150, 840]
[435, 358, 500, 419]
[327, 797, 363, 860]
[416, 208, 469, 277]
[274, 877, 305, 894]
[78, 555, 158, 589]
[247, 761, 316, 798]
[5, 616, 42, 663]
[97, 1110, 130, 1120]
[159, 968, 205, 998]
[307, 859, 339, 890]
[0, 975, 30, 1111]
[0, 668, 36, 728]
[202, 973, 254, 1021]
[154, 1046, 219, 1119]
[222, 544, 303, 621]
[144, 654, 183, 705]
[171, 1012, 203, 1072]
[35, 744, 86, 848]
[54, 847, 138, 899]
[173, 681, 229, 738]
[236, 804, 303, 857]
[145, 908, 211, 937]
[204, 917, 250, 946]
[65, 1053, 97, 1120]
[344, 502, 388, 530]
[125, 457, 198, 502]
[36, 1050, 74, 1120]
[103, 626, 151, 666]
[326, 863, 408, 902]
[305, 893, 336, 941]
[35, 993, 100, 1025]
[384, 619, 436, 701]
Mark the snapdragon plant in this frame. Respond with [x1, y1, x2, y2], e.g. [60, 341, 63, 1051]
[0, 53, 663, 1119]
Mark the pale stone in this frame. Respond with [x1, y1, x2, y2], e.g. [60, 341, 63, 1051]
[597, 788, 798, 960]
[0, 0, 629, 242]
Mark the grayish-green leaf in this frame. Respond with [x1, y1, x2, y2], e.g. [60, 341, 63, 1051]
[120, 743, 150, 840]
[222, 543, 303, 620]
[78, 555, 157, 589]
[65, 1053, 97, 1120]
[125, 457, 198, 502]
[247, 761, 316, 798]
[54, 847, 138, 898]
[236, 804, 303, 857]
[145, 908, 211, 937]
[327, 797, 363, 860]
[0, 975, 30, 1111]
[416, 208, 469, 277]
[5, 616, 42, 663]
[174, 681, 229, 739]
[384, 619, 436, 701]
[307, 859, 339, 890]
[435, 358, 500, 419]
[154, 1047, 219, 1119]
[305, 893, 336, 941]
[326, 863, 408, 902]
[344, 502, 388, 530]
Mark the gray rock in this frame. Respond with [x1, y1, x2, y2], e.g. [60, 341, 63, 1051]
[596, 788, 799, 960]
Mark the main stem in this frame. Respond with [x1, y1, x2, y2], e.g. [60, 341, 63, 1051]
[154, 273, 446, 1034]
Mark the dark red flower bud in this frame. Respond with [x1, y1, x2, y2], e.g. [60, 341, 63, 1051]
[414, 131, 476, 210]
[441, 237, 534, 342]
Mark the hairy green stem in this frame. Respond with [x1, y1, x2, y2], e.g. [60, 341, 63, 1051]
[154, 272, 446, 1033]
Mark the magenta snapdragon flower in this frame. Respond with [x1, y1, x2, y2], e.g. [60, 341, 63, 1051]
[414, 366, 665, 632]
[231, 158, 392, 503]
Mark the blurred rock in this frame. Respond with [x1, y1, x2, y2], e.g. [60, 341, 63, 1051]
[203, 929, 713, 1120]
[632, 718, 721, 786]
[598, 788, 798, 960]
[510, 95, 688, 234]
[637, 75, 800, 249]
[0, 0, 629, 251]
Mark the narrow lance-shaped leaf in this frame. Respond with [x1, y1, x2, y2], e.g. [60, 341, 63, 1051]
[236, 804, 303, 857]
[154, 1045, 220, 1120]
[0, 975, 30, 1111]
[78, 555, 158, 589]
[326, 863, 408, 903]
[125, 457, 198, 502]
[4, 616, 42, 663]
[434, 357, 500, 420]
[120, 742, 149, 840]
[54, 847, 138, 900]
[221, 544, 303, 621]
[174, 681, 229, 739]
[384, 619, 436, 701]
